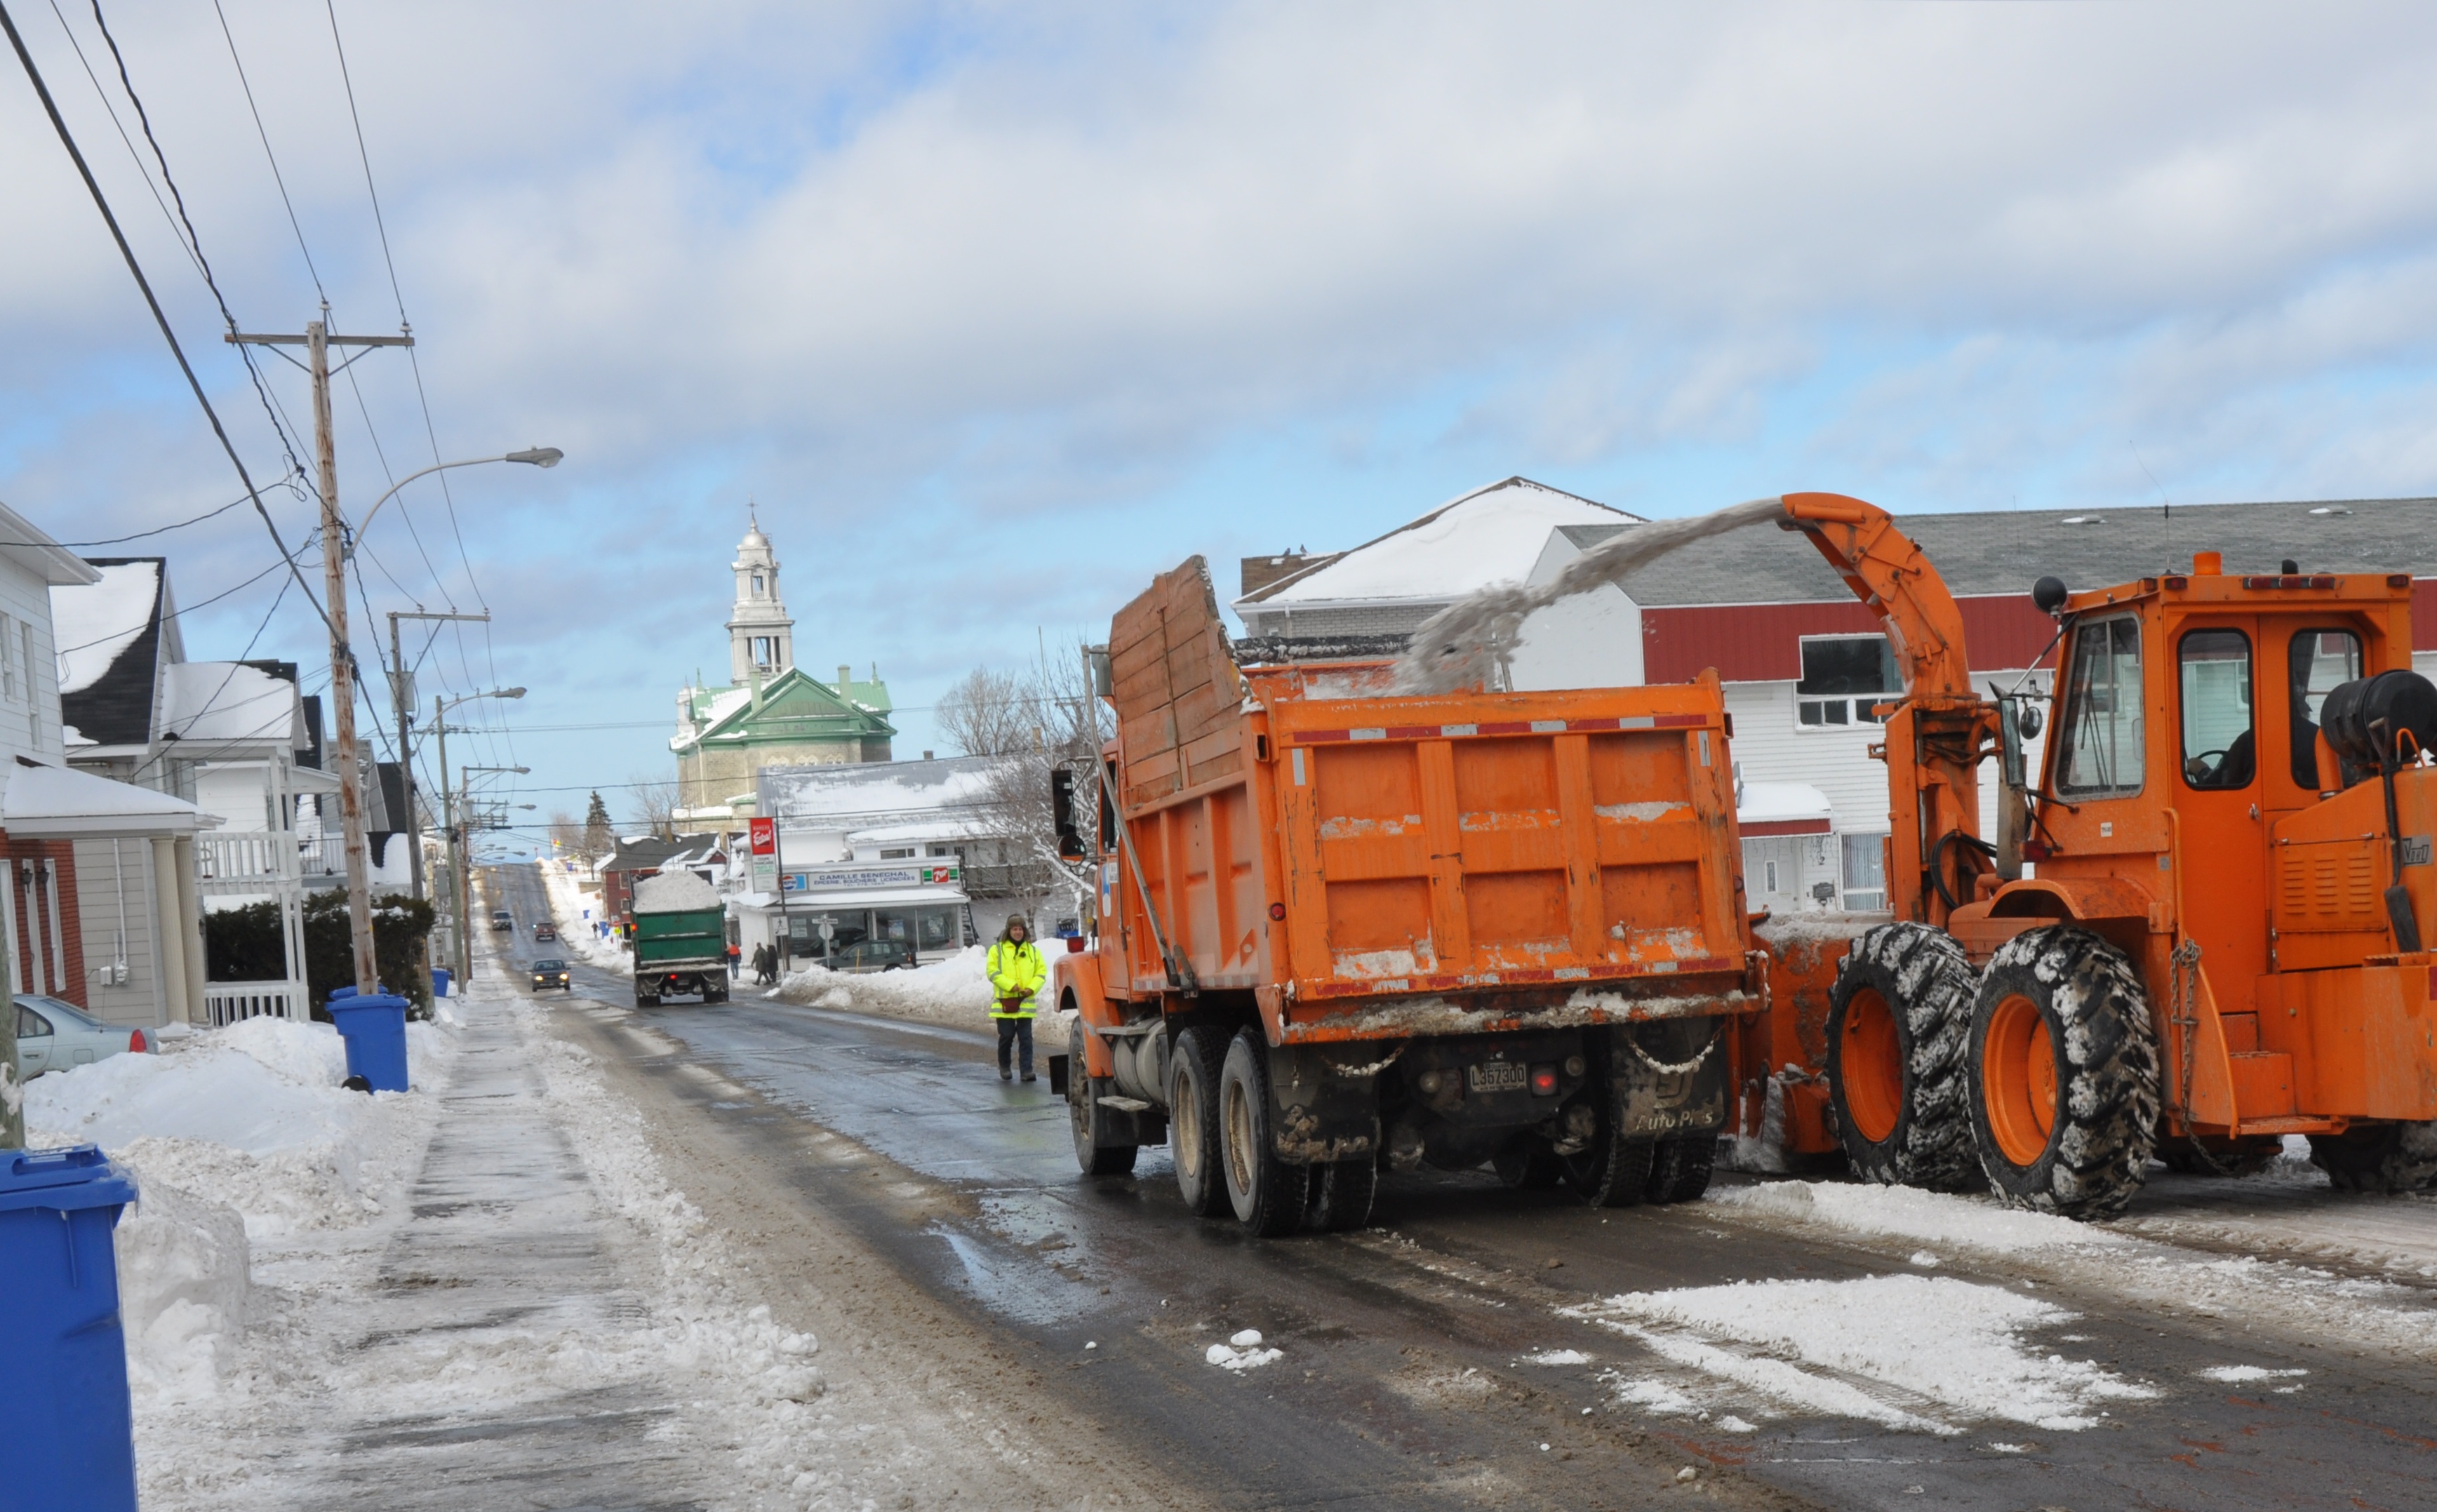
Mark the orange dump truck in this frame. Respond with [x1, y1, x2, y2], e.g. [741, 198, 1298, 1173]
[1047, 557, 1763, 1234]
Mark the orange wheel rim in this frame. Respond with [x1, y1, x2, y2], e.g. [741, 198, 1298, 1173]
[1838, 987, 1903, 1145]
[1984, 992, 2057, 1168]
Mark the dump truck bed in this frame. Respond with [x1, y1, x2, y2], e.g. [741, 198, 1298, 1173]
[1099, 559, 1753, 1043]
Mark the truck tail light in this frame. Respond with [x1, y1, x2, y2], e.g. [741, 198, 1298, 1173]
[1268, 902, 1286, 921]
[1530, 1064, 1559, 1096]
[129, 1029, 147, 1054]
[2021, 840, 2052, 862]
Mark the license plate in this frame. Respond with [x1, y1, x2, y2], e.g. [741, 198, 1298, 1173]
[1467, 1060, 1527, 1094]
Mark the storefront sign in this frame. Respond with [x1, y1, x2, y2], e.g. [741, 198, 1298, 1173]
[782, 864, 961, 892]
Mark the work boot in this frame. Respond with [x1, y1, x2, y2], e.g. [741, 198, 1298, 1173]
[999, 1067, 1013, 1083]
[1021, 1071, 1037, 1083]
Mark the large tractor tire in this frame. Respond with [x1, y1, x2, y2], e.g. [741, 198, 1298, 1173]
[1304, 1157, 1378, 1232]
[1220, 1031, 1310, 1236]
[1644, 1134, 1716, 1204]
[1068, 1018, 1139, 1177]
[1827, 922, 1977, 1191]
[1167, 1027, 1229, 1217]
[1968, 926, 2160, 1219]
[2309, 1122, 2437, 1193]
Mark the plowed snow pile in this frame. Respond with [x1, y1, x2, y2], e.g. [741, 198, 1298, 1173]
[1710, 1178, 2128, 1253]
[540, 861, 633, 975]
[1568, 1273, 2155, 1434]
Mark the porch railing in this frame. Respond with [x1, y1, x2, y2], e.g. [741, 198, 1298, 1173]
[203, 979, 306, 1026]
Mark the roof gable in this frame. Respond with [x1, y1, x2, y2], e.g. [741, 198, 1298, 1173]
[54, 558, 166, 749]
[1236, 478, 1640, 610]
[685, 666, 896, 747]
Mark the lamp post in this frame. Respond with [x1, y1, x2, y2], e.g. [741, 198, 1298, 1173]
[432, 689, 526, 983]
[351, 448, 562, 554]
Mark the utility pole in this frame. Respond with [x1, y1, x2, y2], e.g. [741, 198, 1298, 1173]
[229, 319, 412, 996]
[388, 609, 490, 903]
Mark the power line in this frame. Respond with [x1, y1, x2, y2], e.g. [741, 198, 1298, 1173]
[0, 0, 333, 640]
[54, 554, 288, 657]
[208, 0, 323, 302]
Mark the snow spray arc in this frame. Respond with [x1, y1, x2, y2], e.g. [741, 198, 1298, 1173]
[1387, 495, 1787, 695]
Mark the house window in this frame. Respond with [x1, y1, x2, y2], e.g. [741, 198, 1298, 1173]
[879, 847, 914, 859]
[1796, 636, 1899, 728]
[0, 613, 16, 701]
[1764, 859, 1779, 893]
[1842, 832, 1887, 911]
[928, 844, 959, 857]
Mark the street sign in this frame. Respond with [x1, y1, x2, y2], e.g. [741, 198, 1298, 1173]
[817, 920, 834, 941]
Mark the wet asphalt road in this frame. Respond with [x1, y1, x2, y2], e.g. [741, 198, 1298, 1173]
[491, 865, 2437, 1511]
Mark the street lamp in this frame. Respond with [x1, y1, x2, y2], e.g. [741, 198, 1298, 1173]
[350, 449, 563, 556]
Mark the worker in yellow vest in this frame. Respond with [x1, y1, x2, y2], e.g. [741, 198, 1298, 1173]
[986, 914, 1048, 1083]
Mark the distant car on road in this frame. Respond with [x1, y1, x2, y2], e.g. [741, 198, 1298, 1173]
[822, 939, 916, 974]
[533, 921, 559, 941]
[14, 995, 145, 1078]
[490, 909, 514, 932]
[530, 959, 572, 991]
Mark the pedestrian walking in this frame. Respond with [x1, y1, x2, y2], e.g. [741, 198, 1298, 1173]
[726, 941, 741, 980]
[986, 914, 1047, 1083]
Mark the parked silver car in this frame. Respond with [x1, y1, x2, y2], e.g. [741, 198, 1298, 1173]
[14, 994, 146, 1078]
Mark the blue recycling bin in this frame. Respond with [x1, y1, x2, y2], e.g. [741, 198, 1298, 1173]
[0, 1145, 140, 1512]
[432, 966, 453, 998]
[326, 991, 412, 1092]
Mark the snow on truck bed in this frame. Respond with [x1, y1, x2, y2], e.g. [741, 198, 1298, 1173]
[633, 869, 721, 912]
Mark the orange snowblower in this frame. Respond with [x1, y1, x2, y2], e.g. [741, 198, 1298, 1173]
[1761, 492, 2437, 1217]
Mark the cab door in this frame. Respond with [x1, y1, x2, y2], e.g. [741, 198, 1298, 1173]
[2173, 617, 2268, 1013]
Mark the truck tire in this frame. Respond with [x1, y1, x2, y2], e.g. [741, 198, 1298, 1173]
[1304, 1158, 1377, 1233]
[1168, 1027, 1229, 1217]
[634, 984, 657, 1008]
[1828, 922, 1977, 1191]
[1968, 925, 2159, 1219]
[1068, 1018, 1139, 1177]
[1492, 1138, 1565, 1191]
[1558, 1070, 1655, 1209]
[2309, 1121, 2437, 1193]
[1220, 1031, 1310, 1236]
[1644, 1134, 1716, 1204]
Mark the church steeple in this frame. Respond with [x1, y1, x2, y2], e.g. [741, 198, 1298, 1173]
[726, 507, 794, 684]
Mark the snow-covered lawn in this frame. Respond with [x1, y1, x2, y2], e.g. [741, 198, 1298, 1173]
[538, 860, 632, 975]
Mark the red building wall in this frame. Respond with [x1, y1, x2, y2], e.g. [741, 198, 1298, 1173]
[2, 838, 86, 1009]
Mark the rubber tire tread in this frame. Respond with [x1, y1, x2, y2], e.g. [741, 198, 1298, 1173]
[1828, 921, 1978, 1191]
[1304, 1158, 1378, 1232]
[1219, 1031, 1310, 1236]
[1168, 1027, 1229, 1217]
[1968, 925, 2160, 1219]
[1560, 1055, 1655, 1209]
[2309, 1122, 2437, 1193]
[1643, 1134, 1716, 1204]
[1069, 1017, 1139, 1177]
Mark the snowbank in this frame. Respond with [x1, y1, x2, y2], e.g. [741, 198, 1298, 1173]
[771, 944, 995, 1027]
[541, 861, 632, 975]
[24, 1010, 458, 1416]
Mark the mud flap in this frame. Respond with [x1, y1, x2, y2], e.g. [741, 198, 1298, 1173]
[1047, 1054, 1071, 1098]
[1613, 1019, 1730, 1139]
[1266, 1041, 1380, 1164]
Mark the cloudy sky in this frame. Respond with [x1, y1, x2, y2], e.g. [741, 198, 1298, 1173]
[5, 1, 2435, 841]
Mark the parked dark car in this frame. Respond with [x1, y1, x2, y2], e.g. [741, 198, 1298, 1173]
[533, 921, 559, 941]
[530, 959, 572, 991]
[822, 939, 916, 974]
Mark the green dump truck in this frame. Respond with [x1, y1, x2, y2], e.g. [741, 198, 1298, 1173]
[630, 871, 729, 1007]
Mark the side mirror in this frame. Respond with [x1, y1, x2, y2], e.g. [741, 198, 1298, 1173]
[1050, 768, 1086, 859]
[1996, 694, 2029, 791]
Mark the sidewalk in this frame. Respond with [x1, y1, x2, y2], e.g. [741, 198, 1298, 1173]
[65, 957, 862, 1509]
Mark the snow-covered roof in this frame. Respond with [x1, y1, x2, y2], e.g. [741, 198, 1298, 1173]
[53, 560, 161, 697]
[1737, 781, 1834, 827]
[761, 754, 1006, 824]
[161, 662, 305, 751]
[1234, 479, 1641, 611]
[0, 757, 211, 837]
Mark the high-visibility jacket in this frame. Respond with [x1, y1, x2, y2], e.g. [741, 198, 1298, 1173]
[986, 939, 1047, 1018]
